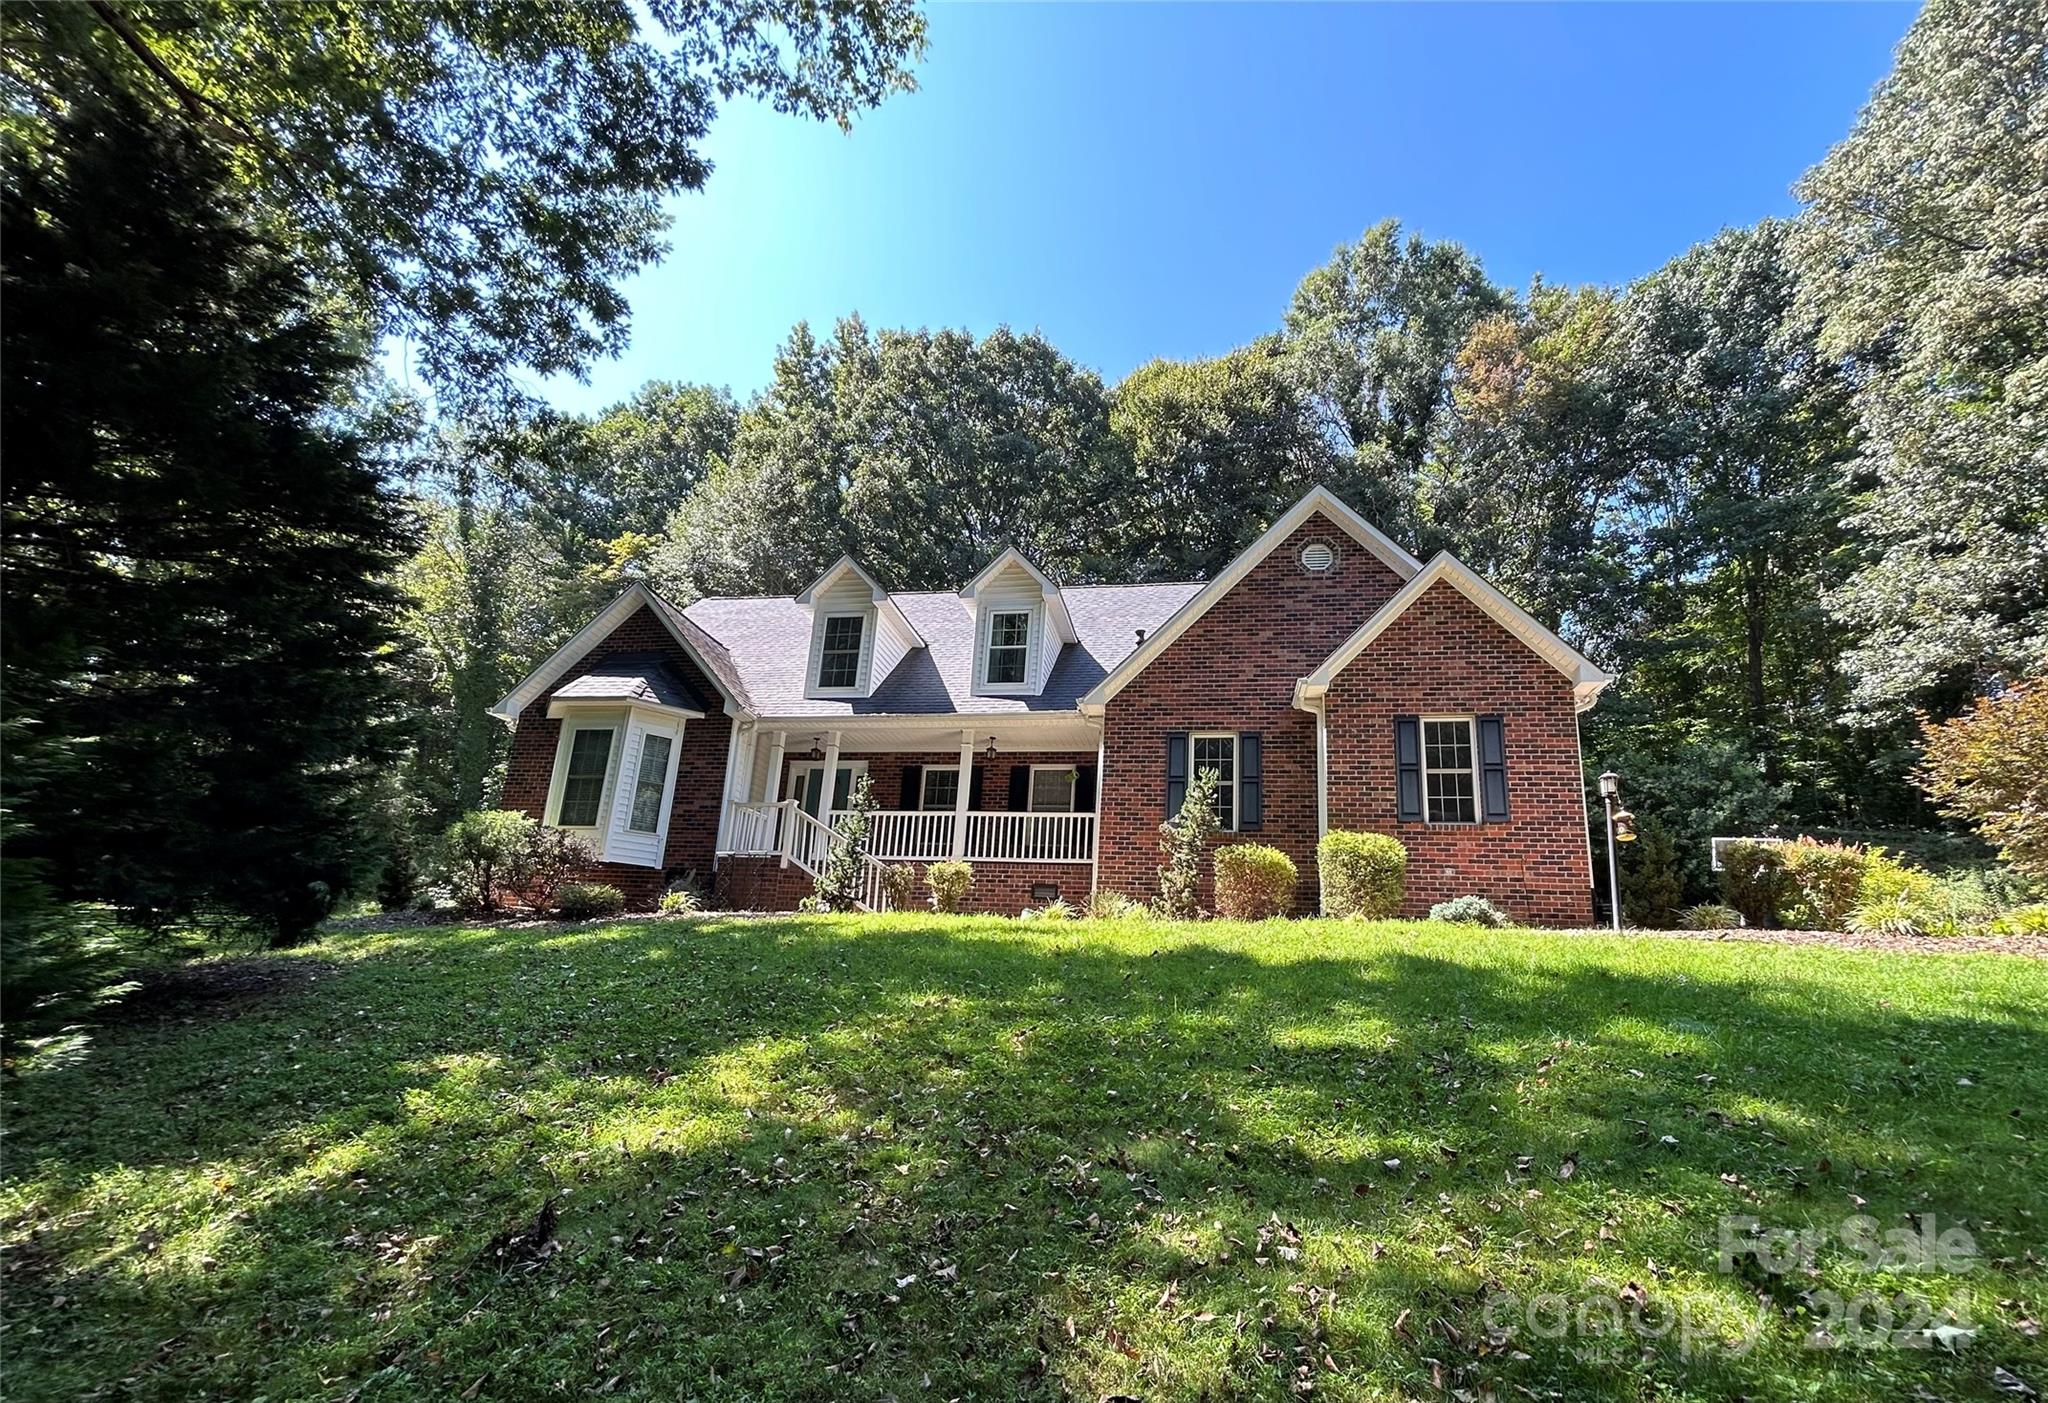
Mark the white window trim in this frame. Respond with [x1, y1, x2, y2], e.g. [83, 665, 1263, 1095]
[1189, 731, 1239, 834]
[1421, 713, 1481, 827]
[545, 711, 625, 834]
[983, 608, 1033, 692]
[920, 763, 962, 811]
[1027, 763, 1077, 813]
[814, 612, 868, 694]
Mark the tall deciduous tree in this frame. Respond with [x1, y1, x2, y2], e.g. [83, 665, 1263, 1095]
[1791, 0, 2048, 715]
[1, 0, 926, 397]
[1106, 342, 1337, 580]
[1282, 219, 1508, 534]
[2, 93, 414, 943]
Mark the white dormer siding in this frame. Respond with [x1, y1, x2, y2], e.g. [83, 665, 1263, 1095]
[796, 556, 925, 700]
[958, 547, 1078, 697]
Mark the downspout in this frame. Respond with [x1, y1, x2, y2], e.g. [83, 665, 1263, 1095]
[1090, 722, 1107, 902]
[1315, 695, 1329, 914]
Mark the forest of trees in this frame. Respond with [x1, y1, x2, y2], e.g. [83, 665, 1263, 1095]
[2, 0, 2042, 1039]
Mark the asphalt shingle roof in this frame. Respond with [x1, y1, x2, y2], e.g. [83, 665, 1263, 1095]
[551, 652, 714, 714]
[682, 582, 1203, 717]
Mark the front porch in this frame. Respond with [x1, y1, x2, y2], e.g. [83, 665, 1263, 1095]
[712, 717, 1101, 911]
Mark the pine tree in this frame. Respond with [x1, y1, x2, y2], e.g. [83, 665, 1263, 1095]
[2, 93, 415, 946]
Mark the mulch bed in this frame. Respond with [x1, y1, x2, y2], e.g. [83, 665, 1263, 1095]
[1562, 924, 2048, 958]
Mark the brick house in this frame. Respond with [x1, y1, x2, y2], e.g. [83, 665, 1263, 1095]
[492, 487, 1612, 923]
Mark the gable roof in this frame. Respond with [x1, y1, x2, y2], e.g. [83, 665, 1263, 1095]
[1077, 486, 1423, 713]
[1295, 552, 1614, 711]
[550, 652, 710, 715]
[957, 546, 1077, 644]
[681, 581, 1199, 718]
[796, 555, 926, 647]
[490, 582, 749, 721]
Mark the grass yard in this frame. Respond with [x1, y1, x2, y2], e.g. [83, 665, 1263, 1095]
[3, 914, 2044, 1401]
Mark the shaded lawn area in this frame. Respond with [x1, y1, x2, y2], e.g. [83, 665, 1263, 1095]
[3, 915, 2044, 1402]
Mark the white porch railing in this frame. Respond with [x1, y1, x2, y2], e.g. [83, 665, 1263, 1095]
[723, 802, 1094, 866]
[722, 800, 901, 911]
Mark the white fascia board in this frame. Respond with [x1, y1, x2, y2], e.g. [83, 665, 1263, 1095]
[1079, 486, 1422, 709]
[797, 555, 925, 648]
[490, 582, 741, 723]
[1299, 552, 1615, 711]
[547, 697, 703, 723]
[958, 546, 1076, 643]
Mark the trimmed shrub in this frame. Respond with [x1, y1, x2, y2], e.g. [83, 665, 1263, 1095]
[1428, 895, 1510, 927]
[878, 863, 918, 911]
[556, 883, 625, 919]
[1857, 848, 1936, 906]
[1318, 831, 1406, 919]
[522, 825, 599, 913]
[926, 860, 973, 914]
[1718, 840, 1793, 928]
[1085, 889, 1148, 920]
[1678, 903, 1743, 930]
[1619, 817, 1684, 928]
[1156, 767, 1222, 919]
[441, 810, 539, 915]
[1780, 837, 1870, 929]
[1213, 843, 1298, 920]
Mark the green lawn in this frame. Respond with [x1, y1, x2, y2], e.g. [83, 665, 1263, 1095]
[4, 915, 2044, 1401]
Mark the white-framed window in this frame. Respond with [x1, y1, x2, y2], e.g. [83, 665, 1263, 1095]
[920, 765, 960, 811]
[626, 732, 673, 833]
[818, 613, 864, 690]
[556, 725, 616, 827]
[1422, 716, 1479, 825]
[987, 610, 1030, 686]
[1190, 732, 1237, 831]
[1028, 765, 1075, 813]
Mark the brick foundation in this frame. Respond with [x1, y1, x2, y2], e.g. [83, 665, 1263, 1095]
[716, 856, 1092, 915]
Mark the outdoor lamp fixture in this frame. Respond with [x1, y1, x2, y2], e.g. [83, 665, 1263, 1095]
[982, 735, 999, 762]
[807, 736, 825, 762]
[1598, 771, 1626, 932]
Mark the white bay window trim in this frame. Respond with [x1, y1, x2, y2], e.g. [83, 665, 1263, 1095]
[543, 703, 688, 867]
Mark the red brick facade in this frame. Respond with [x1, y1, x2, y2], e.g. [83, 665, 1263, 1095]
[506, 517, 1597, 924]
[1323, 581, 1594, 924]
[501, 605, 732, 906]
[1096, 516, 1406, 912]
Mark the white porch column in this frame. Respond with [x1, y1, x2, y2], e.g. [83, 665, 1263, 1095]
[762, 730, 787, 803]
[950, 727, 976, 859]
[1089, 728, 1107, 900]
[713, 722, 745, 857]
[820, 729, 842, 818]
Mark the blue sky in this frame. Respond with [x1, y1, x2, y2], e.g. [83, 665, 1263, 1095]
[501, 2, 1917, 415]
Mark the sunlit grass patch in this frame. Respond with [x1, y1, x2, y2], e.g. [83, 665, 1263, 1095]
[3, 912, 2043, 1401]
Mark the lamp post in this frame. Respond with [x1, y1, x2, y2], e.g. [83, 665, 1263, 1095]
[1598, 771, 1636, 931]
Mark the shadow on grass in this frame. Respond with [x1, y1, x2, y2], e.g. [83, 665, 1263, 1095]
[4, 915, 2044, 1401]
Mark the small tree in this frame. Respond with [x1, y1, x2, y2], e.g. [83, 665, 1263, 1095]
[1157, 768, 1222, 920]
[1620, 817, 1685, 928]
[815, 774, 877, 911]
[1917, 681, 2048, 879]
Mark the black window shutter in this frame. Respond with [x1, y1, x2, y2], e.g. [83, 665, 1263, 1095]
[968, 765, 985, 810]
[1008, 764, 1030, 810]
[1394, 715, 1423, 821]
[899, 764, 922, 810]
[1478, 714, 1509, 821]
[1073, 763, 1097, 812]
[1165, 732, 1189, 816]
[1238, 733, 1263, 829]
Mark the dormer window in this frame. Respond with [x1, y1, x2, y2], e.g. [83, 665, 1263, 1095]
[987, 611, 1030, 685]
[818, 614, 864, 690]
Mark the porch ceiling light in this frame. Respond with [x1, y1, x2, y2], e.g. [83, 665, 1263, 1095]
[983, 735, 999, 761]
[807, 736, 825, 761]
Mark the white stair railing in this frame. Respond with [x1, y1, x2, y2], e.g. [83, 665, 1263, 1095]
[785, 804, 898, 911]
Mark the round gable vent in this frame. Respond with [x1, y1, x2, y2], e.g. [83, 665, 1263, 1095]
[1300, 541, 1336, 574]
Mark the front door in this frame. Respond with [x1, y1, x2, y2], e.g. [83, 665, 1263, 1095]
[793, 761, 867, 819]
